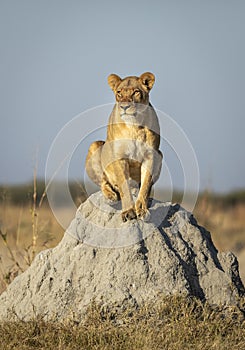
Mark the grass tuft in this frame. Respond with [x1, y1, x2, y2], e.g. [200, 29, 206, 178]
[0, 296, 244, 350]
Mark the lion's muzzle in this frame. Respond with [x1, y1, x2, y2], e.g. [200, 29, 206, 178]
[119, 102, 137, 117]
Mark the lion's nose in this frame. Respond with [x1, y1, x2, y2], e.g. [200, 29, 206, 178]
[120, 104, 130, 111]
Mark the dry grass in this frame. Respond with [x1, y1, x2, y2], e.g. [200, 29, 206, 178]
[194, 196, 245, 283]
[0, 204, 63, 292]
[0, 296, 245, 350]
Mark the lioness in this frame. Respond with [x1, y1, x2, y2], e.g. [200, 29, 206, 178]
[86, 72, 162, 222]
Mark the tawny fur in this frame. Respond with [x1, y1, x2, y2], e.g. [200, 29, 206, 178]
[86, 72, 162, 222]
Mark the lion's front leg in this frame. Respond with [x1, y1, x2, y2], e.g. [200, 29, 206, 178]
[105, 159, 136, 222]
[135, 165, 152, 220]
[135, 150, 162, 219]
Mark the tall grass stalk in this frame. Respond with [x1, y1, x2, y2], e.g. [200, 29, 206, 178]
[31, 167, 38, 262]
[16, 205, 23, 247]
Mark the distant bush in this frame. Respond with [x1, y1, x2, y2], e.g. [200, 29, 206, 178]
[223, 190, 245, 206]
[0, 180, 87, 206]
[197, 189, 245, 208]
[0, 183, 35, 205]
[1, 181, 245, 208]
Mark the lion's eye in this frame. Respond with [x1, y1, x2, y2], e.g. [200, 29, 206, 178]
[117, 91, 122, 98]
[133, 89, 141, 96]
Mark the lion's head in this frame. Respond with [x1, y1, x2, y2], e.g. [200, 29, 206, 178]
[107, 72, 155, 122]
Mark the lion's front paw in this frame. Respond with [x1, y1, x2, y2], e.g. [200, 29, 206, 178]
[121, 208, 137, 222]
[135, 199, 150, 220]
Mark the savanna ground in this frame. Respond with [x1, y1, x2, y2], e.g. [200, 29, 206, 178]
[0, 183, 244, 349]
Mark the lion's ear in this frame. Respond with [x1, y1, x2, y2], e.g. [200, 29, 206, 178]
[139, 72, 155, 91]
[108, 74, 122, 91]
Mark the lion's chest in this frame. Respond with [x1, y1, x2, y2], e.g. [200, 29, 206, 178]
[113, 129, 149, 162]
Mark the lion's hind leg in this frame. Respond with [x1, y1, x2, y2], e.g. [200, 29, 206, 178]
[101, 179, 120, 202]
[86, 141, 119, 201]
[85, 141, 105, 186]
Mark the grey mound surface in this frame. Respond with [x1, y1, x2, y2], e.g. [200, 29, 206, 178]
[0, 191, 244, 322]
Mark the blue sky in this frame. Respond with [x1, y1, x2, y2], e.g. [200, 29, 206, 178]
[0, 0, 244, 192]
